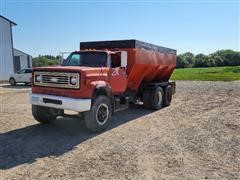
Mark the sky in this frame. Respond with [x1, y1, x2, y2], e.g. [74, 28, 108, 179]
[0, 0, 239, 57]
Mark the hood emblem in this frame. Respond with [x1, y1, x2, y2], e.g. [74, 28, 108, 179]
[50, 77, 58, 83]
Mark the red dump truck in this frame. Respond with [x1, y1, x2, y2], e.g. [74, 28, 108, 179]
[30, 40, 176, 132]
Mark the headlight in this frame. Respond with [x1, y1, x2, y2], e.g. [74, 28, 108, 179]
[70, 76, 77, 85]
[35, 75, 42, 82]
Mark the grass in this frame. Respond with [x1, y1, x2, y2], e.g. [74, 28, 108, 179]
[171, 66, 240, 81]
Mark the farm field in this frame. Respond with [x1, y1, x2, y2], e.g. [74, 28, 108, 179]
[0, 81, 239, 179]
[171, 66, 240, 81]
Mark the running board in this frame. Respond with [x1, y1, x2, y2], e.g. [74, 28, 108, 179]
[114, 96, 129, 112]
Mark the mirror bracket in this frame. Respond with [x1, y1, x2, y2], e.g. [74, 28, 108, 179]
[121, 51, 127, 68]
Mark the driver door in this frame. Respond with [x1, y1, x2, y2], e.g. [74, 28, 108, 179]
[15, 69, 26, 82]
[109, 53, 127, 94]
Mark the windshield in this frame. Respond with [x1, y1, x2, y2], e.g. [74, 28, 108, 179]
[63, 52, 107, 67]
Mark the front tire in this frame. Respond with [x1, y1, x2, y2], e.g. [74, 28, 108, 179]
[84, 96, 112, 132]
[9, 78, 16, 86]
[32, 105, 61, 123]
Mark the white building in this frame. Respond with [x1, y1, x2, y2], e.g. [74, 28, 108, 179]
[0, 15, 16, 82]
[0, 15, 32, 82]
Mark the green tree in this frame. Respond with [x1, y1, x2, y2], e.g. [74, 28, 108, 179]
[211, 50, 240, 66]
[177, 54, 188, 68]
[183, 52, 195, 66]
[213, 55, 224, 66]
[32, 55, 59, 67]
[194, 54, 209, 67]
[178, 49, 240, 68]
[176, 52, 195, 68]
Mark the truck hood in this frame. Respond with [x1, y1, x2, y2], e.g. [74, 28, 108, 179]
[33, 66, 93, 72]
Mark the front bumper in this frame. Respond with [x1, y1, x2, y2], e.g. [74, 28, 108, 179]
[30, 93, 91, 112]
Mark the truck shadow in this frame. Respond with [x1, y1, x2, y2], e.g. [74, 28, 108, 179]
[0, 104, 154, 170]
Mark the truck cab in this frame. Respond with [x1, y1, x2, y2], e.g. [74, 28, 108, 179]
[30, 50, 129, 131]
[62, 50, 128, 94]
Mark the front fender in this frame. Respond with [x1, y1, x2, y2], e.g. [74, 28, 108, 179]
[90, 80, 109, 88]
[90, 81, 112, 98]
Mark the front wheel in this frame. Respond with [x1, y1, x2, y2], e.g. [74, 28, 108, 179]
[9, 78, 16, 86]
[32, 105, 62, 124]
[84, 96, 112, 132]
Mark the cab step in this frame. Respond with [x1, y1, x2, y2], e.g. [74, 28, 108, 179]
[114, 96, 129, 112]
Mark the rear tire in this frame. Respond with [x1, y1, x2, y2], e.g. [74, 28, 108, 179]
[163, 85, 172, 107]
[84, 96, 112, 132]
[143, 89, 151, 108]
[32, 105, 61, 123]
[149, 86, 164, 110]
[9, 78, 16, 86]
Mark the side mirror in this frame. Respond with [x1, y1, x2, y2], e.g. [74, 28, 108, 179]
[121, 51, 127, 68]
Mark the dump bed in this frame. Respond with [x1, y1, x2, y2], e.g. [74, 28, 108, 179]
[80, 40, 176, 91]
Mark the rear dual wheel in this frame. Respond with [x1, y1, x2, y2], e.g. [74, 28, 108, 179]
[143, 85, 172, 110]
[143, 90, 151, 109]
[150, 86, 164, 110]
[143, 86, 164, 110]
[163, 85, 172, 107]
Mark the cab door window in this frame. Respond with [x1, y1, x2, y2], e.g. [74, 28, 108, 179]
[111, 53, 121, 68]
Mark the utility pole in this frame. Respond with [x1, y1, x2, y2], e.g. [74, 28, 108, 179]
[58, 52, 72, 64]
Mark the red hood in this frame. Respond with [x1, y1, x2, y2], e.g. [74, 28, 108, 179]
[33, 66, 97, 72]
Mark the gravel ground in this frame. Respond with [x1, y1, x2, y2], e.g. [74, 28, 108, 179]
[0, 81, 239, 179]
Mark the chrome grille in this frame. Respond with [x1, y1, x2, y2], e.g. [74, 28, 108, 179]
[34, 71, 79, 89]
[42, 75, 69, 84]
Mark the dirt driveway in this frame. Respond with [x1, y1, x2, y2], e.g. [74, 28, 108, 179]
[0, 81, 239, 179]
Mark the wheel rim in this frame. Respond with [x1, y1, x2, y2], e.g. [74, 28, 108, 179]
[157, 91, 162, 106]
[96, 104, 109, 125]
[10, 79, 14, 85]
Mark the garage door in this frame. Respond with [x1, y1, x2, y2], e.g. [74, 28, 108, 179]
[13, 56, 20, 72]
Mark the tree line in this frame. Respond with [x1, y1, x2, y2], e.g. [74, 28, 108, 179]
[33, 49, 240, 68]
[32, 55, 60, 67]
[177, 49, 240, 68]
